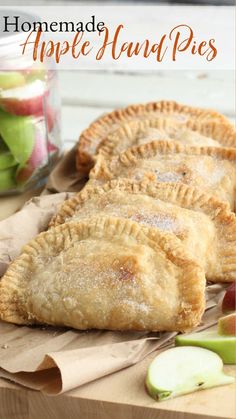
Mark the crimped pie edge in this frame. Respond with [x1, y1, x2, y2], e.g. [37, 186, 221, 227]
[97, 118, 236, 158]
[89, 140, 236, 181]
[76, 100, 231, 173]
[49, 179, 236, 282]
[49, 179, 229, 228]
[0, 216, 205, 332]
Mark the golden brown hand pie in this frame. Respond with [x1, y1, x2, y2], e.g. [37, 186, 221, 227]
[77, 100, 233, 173]
[50, 180, 236, 282]
[0, 217, 205, 332]
[90, 141, 236, 210]
[98, 118, 236, 158]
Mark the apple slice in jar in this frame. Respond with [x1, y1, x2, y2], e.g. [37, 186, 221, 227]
[0, 151, 17, 171]
[0, 79, 48, 116]
[146, 346, 234, 401]
[0, 109, 35, 165]
[0, 166, 17, 192]
[46, 106, 57, 133]
[16, 120, 48, 184]
[47, 139, 58, 154]
[0, 139, 17, 170]
[23, 64, 46, 83]
[0, 71, 25, 90]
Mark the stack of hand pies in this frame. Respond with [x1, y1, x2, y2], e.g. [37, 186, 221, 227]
[1, 101, 236, 333]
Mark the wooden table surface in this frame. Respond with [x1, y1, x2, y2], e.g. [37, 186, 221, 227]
[0, 343, 235, 419]
[0, 4, 236, 418]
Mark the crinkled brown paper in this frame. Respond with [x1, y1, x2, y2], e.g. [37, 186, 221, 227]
[0, 147, 228, 395]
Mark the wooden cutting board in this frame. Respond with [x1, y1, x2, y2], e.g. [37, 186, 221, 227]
[0, 348, 235, 419]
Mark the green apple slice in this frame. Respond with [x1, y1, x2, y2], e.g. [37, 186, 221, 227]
[0, 72, 25, 90]
[25, 67, 46, 83]
[0, 166, 17, 191]
[0, 150, 17, 170]
[146, 346, 234, 401]
[0, 138, 7, 151]
[0, 109, 35, 164]
[0, 138, 17, 169]
[175, 330, 236, 364]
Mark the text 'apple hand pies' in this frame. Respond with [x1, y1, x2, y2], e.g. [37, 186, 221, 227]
[97, 118, 236, 159]
[77, 100, 232, 174]
[50, 180, 236, 283]
[0, 217, 205, 332]
[89, 141, 236, 210]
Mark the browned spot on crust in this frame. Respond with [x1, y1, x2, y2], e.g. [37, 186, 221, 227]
[112, 256, 138, 282]
[118, 267, 135, 281]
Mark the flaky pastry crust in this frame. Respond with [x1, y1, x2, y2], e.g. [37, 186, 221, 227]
[0, 216, 205, 332]
[89, 141, 236, 209]
[49, 180, 236, 282]
[97, 118, 236, 158]
[76, 101, 233, 173]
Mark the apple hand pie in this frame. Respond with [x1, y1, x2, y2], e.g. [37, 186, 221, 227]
[98, 118, 236, 159]
[0, 217, 205, 332]
[89, 141, 236, 210]
[50, 180, 236, 283]
[77, 100, 233, 173]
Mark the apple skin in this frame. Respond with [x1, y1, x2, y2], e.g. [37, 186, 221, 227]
[0, 109, 35, 165]
[16, 124, 48, 183]
[0, 139, 17, 170]
[47, 141, 58, 153]
[15, 113, 59, 184]
[0, 80, 49, 117]
[0, 166, 17, 191]
[175, 329, 236, 364]
[0, 151, 17, 170]
[46, 106, 56, 132]
[146, 377, 171, 401]
[218, 313, 236, 337]
[222, 282, 236, 314]
[0, 95, 46, 117]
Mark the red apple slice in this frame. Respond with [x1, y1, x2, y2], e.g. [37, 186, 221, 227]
[222, 282, 236, 314]
[46, 106, 56, 132]
[47, 140, 58, 154]
[218, 313, 236, 337]
[16, 118, 60, 184]
[0, 80, 48, 116]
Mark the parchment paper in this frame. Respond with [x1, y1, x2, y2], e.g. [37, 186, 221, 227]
[0, 148, 229, 395]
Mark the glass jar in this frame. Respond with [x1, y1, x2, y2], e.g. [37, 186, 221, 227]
[0, 11, 61, 195]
